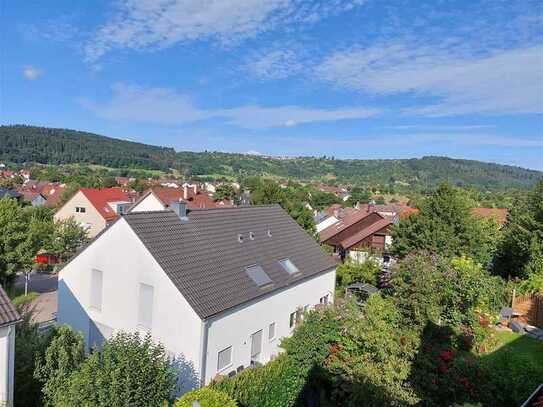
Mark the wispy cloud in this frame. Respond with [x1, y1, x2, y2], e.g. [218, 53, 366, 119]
[80, 83, 378, 129]
[22, 66, 43, 80]
[386, 124, 496, 131]
[315, 44, 543, 116]
[244, 47, 304, 80]
[84, 0, 366, 61]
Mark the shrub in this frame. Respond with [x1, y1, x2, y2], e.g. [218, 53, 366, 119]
[34, 325, 85, 406]
[56, 332, 177, 406]
[175, 387, 237, 407]
[335, 259, 380, 296]
[212, 354, 304, 407]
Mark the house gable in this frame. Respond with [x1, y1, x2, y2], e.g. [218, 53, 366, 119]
[58, 217, 203, 391]
[54, 191, 106, 237]
[129, 191, 166, 212]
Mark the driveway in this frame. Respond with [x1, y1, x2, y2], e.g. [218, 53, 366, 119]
[15, 272, 58, 326]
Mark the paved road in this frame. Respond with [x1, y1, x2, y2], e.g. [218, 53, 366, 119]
[15, 272, 58, 325]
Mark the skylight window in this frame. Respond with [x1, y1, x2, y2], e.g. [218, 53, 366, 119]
[245, 265, 272, 287]
[279, 258, 299, 275]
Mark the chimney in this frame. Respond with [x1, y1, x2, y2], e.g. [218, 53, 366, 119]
[333, 209, 339, 218]
[368, 199, 375, 213]
[183, 185, 189, 200]
[193, 184, 198, 194]
[171, 199, 188, 220]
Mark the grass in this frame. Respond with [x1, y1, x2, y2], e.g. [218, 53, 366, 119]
[478, 330, 543, 404]
[486, 330, 543, 364]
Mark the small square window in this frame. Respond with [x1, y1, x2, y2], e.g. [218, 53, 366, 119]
[268, 322, 275, 340]
[76, 207, 86, 213]
[279, 258, 299, 275]
[217, 346, 232, 371]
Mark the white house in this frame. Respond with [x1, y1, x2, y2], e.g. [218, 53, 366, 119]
[58, 204, 336, 393]
[0, 287, 21, 407]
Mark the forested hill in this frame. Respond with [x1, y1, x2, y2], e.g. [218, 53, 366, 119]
[1, 125, 541, 191]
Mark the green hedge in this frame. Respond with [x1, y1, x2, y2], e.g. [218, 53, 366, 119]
[211, 354, 305, 407]
[175, 387, 237, 407]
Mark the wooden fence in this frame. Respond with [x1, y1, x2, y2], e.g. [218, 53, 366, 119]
[512, 292, 543, 328]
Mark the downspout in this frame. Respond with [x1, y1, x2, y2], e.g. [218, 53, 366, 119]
[198, 319, 210, 387]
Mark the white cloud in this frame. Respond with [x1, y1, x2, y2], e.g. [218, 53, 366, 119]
[22, 66, 43, 80]
[315, 44, 543, 116]
[85, 0, 366, 61]
[245, 48, 304, 80]
[81, 83, 378, 129]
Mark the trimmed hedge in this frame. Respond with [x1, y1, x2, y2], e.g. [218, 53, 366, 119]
[175, 387, 237, 407]
[211, 354, 304, 407]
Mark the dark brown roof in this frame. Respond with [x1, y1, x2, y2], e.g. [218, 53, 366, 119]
[0, 286, 21, 327]
[340, 217, 392, 250]
[124, 205, 336, 319]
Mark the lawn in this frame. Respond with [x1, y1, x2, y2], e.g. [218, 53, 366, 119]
[479, 330, 543, 404]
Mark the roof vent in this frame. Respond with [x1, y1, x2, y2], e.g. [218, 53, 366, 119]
[171, 199, 188, 220]
[238, 234, 244, 243]
[249, 232, 255, 240]
[267, 229, 272, 237]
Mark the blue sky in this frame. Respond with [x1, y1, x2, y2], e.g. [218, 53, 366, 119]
[1, 0, 543, 170]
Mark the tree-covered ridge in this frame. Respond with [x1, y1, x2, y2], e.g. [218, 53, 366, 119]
[1, 125, 541, 191]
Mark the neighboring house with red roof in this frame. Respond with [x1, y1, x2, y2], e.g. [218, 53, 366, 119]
[54, 188, 132, 237]
[472, 207, 509, 227]
[129, 185, 233, 213]
[319, 208, 393, 263]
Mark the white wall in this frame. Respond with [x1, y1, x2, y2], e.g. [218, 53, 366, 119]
[58, 218, 203, 393]
[203, 268, 336, 383]
[54, 191, 106, 237]
[130, 193, 165, 212]
[0, 325, 15, 407]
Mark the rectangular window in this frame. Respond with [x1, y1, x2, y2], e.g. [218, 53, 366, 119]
[138, 283, 154, 329]
[289, 311, 296, 328]
[245, 264, 272, 287]
[279, 258, 300, 275]
[268, 322, 276, 340]
[76, 207, 86, 213]
[90, 269, 103, 311]
[217, 346, 232, 371]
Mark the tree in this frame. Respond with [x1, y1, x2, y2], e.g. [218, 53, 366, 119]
[34, 325, 86, 406]
[14, 307, 56, 407]
[47, 218, 89, 263]
[213, 184, 234, 201]
[391, 183, 499, 268]
[493, 179, 543, 279]
[56, 332, 176, 406]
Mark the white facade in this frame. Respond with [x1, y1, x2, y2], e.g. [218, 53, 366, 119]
[58, 217, 336, 393]
[130, 193, 165, 212]
[0, 325, 16, 407]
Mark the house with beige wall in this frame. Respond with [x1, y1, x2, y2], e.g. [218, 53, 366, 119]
[54, 188, 131, 237]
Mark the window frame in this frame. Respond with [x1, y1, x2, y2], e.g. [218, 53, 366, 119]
[217, 346, 233, 372]
[279, 258, 300, 275]
[137, 283, 155, 330]
[90, 269, 103, 312]
[268, 322, 276, 341]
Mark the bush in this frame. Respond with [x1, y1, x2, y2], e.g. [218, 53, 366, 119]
[34, 325, 85, 406]
[55, 332, 177, 406]
[175, 387, 237, 407]
[336, 259, 380, 296]
[212, 354, 304, 407]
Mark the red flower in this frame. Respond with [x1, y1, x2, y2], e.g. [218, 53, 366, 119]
[439, 349, 454, 362]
